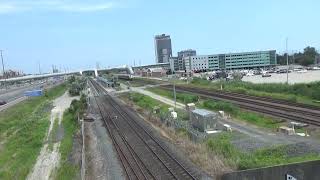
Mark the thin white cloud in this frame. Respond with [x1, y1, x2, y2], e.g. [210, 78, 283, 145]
[59, 2, 114, 12]
[0, 3, 21, 14]
[0, 0, 117, 14]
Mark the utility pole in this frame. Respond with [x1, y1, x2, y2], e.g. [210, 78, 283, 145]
[38, 61, 41, 75]
[0, 50, 7, 90]
[173, 74, 176, 109]
[286, 38, 289, 84]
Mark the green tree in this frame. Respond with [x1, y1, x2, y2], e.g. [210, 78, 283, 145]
[68, 75, 76, 83]
[304, 46, 317, 57]
[299, 56, 314, 66]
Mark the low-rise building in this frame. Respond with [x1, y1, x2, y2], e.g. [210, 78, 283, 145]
[169, 49, 197, 72]
[141, 67, 167, 77]
[169, 57, 179, 72]
[184, 55, 211, 72]
[133, 63, 170, 76]
[177, 49, 197, 71]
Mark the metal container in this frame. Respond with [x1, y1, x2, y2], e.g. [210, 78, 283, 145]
[24, 90, 43, 97]
[191, 109, 218, 132]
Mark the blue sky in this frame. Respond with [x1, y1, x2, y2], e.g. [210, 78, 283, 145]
[0, 0, 319, 73]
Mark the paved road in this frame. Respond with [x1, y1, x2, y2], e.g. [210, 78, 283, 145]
[0, 81, 63, 111]
[131, 86, 185, 109]
[0, 83, 43, 102]
[0, 84, 31, 95]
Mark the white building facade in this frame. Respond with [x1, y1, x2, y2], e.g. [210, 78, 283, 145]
[184, 50, 276, 72]
[184, 55, 220, 72]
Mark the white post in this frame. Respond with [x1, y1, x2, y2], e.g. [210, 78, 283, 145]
[173, 75, 176, 109]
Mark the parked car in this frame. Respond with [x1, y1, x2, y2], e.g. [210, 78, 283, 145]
[277, 69, 290, 74]
[0, 100, 7, 105]
[297, 69, 308, 73]
[262, 73, 271, 77]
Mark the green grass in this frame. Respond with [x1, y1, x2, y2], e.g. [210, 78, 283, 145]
[207, 133, 320, 170]
[54, 163, 79, 180]
[48, 118, 59, 151]
[45, 83, 68, 99]
[125, 92, 191, 122]
[148, 87, 280, 129]
[129, 92, 170, 112]
[125, 92, 192, 121]
[54, 96, 86, 180]
[147, 87, 199, 104]
[200, 99, 281, 130]
[54, 111, 79, 180]
[120, 77, 163, 87]
[0, 83, 67, 180]
[133, 77, 164, 84]
[123, 80, 145, 87]
[126, 89, 320, 170]
[188, 78, 320, 106]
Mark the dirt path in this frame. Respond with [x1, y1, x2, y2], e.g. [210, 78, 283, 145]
[131, 87, 186, 109]
[27, 92, 78, 180]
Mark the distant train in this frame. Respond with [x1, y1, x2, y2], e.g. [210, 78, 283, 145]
[115, 74, 133, 80]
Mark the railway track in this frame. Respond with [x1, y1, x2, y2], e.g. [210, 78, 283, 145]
[160, 85, 320, 127]
[89, 79, 197, 180]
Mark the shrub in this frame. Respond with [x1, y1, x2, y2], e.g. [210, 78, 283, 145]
[203, 100, 239, 115]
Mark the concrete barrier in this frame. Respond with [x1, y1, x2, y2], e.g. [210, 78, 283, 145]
[222, 160, 320, 180]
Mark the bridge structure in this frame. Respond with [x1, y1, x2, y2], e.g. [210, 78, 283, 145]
[0, 65, 134, 83]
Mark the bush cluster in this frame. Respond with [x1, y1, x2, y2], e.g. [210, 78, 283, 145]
[68, 76, 86, 96]
[202, 100, 239, 115]
[192, 77, 320, 101]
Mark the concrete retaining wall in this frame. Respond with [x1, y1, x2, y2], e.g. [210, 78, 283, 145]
[222, 160, 320, 180]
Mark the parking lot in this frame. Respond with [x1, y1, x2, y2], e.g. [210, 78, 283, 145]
[242, 70, 320, 84]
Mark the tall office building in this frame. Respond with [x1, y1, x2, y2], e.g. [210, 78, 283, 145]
[154, 34, 172, 63]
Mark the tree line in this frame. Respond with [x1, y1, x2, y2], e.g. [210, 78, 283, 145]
[277, 46, 319, 66]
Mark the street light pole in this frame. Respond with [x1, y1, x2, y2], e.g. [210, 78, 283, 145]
[0, 50, 7, 90]
[286, 38, 289, 84]
[173, 74, 176, 109]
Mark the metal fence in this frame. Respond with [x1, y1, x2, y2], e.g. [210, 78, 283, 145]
[156, 110, 207, 142]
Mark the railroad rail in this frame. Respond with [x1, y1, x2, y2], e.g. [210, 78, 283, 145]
[160, 85, 320, 127]
[89, 79, 197, 180]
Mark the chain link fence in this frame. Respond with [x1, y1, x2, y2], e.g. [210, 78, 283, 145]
[154, 109, 207, 142]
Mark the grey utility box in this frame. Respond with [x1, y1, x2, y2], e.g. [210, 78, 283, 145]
[191, 109, 218, 132]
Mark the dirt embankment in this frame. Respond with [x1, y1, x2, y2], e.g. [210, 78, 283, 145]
[27, 92, 79, 180]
